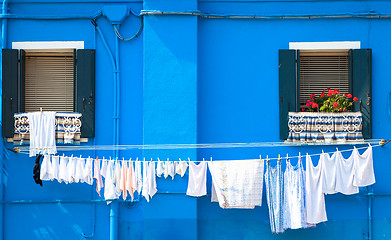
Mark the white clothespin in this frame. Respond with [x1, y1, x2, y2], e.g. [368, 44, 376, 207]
[202, 158, 205, 162]
[187, 157, 191, 162]
[210, 157, 213, 162]
[136, 157, 138, 161]
[143, 157, 145, 162]
[336, 147, 339, 152]
[40, 107, 43, 114]
[266, 155, 269, 162]
[179, 158, 182, 162]
[79, 155, 82, 159]
[298, 152, 301, 160]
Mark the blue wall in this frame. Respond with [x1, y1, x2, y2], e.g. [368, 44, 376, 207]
[1, 0, 391, 239]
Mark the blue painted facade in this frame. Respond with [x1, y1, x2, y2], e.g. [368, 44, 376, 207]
[1, 0, 391, 239]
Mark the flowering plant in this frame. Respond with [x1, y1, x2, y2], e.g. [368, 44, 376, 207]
[302, 88, 358, 113]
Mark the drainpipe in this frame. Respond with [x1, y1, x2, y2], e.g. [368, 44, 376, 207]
[368, 187, 373, 240]
[93, 20, 119, 240]
[0, 1, 8, 239]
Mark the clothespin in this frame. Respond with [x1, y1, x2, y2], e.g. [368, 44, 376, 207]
[298, 152, 301, 160]
[266, 155, 269, 162]
[40, 107, 43, 114]
[79, 155, 82, 159]
[202, 158, 205, 161]
[278, 154, 281, 161]
[63, 153, 65, 157]
[336, 147, 339, 152]
[210, 157, 213, 162]
[187, 157, 191, 162]
[143, 157, 145, 162]
[259, 155, 262, 162]
[136, 157, 138, 161]
[158, 157, 161, 162]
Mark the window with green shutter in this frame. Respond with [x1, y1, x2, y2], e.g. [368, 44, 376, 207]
[2, 49, 95, 138]
[279, 48, 372, 140]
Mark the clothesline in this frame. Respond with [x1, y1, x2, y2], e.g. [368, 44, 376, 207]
[15, 139, 384, 153]
[16, 144, 380, 162]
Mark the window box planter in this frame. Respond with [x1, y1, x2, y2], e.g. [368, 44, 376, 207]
[286, 112, 363, 144]
[12, 112, 82, 145]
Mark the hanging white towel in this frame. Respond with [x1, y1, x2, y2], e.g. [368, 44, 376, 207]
[265, 159, 284, 233]
[100, 159, 108, 178]
[142, 161, 150, 202]
[156, 159, 164, 177]
[67, 156, 77, 184]
[148, 161, 157, 198]
[58, 155, 69, 183]
[93, 157, 103, 196]
[335, 150, 359, 195]
[28, 112, 57, 157]
[50, 155, 59, 181]
[186, 161, 208, 197]
[175, 161, 188, 177]
[83, 157, 94, 185]
[209, 159, 264, 209]
[40, 155, 51, 181]
[353, 146, 375, 187]
[164, 161, 175, 180]
[305, 155, 327, 225]
[322, 152, 338, 194]
[113, 160, 122, 198]
[134, 160, 142, 194]
[75, 157, 86, 183]
[104, 160, 117, 202]
[126, 161, 137, 200]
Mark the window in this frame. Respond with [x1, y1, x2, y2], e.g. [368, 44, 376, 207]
[279, 48, 372, 140]
[2, 48, 96, 138]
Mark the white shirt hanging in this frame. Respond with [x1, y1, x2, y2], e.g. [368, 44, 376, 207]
[305, 155, 327, 224]
[322, 152, 338, 194]
[186, 161, 208, 197]
[335, 150, 359, 195]
[40, 155, 51, 181]
[50, 155, 59, 181]
[75, 157, 86, 183]
[58, 155, 69, 183]
[353, 146, 375, 187]
[156, 159, 164, 177]
[83, 157, 94, 185]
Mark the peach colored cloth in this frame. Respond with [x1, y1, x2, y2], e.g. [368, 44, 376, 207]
[126, 161, 137, 200]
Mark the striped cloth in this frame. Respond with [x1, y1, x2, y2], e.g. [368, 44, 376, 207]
[286, 112, 363, 143]
[13, 112, 82, 145]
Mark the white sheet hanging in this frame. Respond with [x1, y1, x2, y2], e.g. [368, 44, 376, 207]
[209, 159, 264, 209]
[322, 152, 338, 194]
[335, 150, 359, 195]
[28, 112, 57, 157]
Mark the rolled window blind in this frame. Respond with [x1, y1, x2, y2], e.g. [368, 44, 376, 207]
[24, 53, 74, 112]
[299, 51, 350, 107]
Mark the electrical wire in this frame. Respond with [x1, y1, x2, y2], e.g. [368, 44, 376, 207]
[114, 14, 143, 41]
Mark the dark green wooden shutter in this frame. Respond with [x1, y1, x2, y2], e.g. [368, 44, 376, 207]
[2, 49, 19, 137]
[279, 49, 298, 140]
[76, 49, 95, 138]
[351, 49, 372, 139]
[19, 50, 26, 112]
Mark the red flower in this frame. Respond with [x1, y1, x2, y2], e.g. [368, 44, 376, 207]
[353, 97, 358, 102]
[307, 100, 310, 103]
[345, 94, 352, 98]
[302, 107, 305, 112]
[327, 88, 331, 90]
[339, 108, 343, 112]
[306, 102, 310, 106]
[343, 107, 347, 112]
[310, 94, 316, 99]
[321, 92, 325, 97]
[327, 90, 333, 96]
[312, 103, 318, 109]
[334, 89, 340, 94]
[333, 102, 339, 108]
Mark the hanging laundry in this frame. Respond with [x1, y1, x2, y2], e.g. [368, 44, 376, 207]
[126, 160, 137, 200]
[265, 159, 284, 234]
[50, 155, 60, 181]
[113, 160, 122, 198]
[322, 152, 338, 194]
[33, 154, 43, 186]
[134, 160, 143, 194]
[283, 156, 313, 230]
[104, 160, 117, 202]
[164, 161, 175, 180]
[209, 159, 264, 209]
[353, 146, 375, 187]
[28, 112, 57, 157]
[101, 158, 108, 178]
[58, 155, 69, 183]
[67, 156, 77, 184]
[142, 161, 150, 202]
[175, 160, 188, 177]
[148, 161, 157, 198]
[335, 150, 359, 195]
[186, 161, 208, 197]
[156, 158, 165, 177]
[75, 157, 86, 183]
[40, 155, 51, 181]
[305, 154, 327, 225]
[83, 157, 94, 185]
[120, 160, 128, 200]
[93, 157, 103, 196]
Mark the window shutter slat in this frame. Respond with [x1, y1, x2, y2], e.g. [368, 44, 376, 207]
[2, 49, 19, 137]
[279, 49, 298, 140]
[351, 49, 372, 139]
[76, 49, 95, 138]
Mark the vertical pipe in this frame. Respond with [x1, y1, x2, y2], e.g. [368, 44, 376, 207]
[0, 2, 8, 240]
[109, 200, 119, 240]
[114, 24, 120, 159]
[368, 187, 373, 240]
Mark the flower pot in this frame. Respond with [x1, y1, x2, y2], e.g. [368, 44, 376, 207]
[286, 112, 363, 144]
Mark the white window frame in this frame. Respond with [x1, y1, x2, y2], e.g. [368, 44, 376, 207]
[12, 41, 84, 52]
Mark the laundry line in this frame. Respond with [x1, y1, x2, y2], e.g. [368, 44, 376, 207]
[14, 139, 383, 153]
[14, 143, 381, 163]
